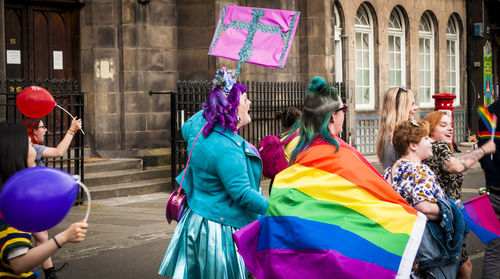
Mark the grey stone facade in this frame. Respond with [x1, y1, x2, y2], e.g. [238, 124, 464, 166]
[0, 0, 466, 155]
[81, 0, 177, 155]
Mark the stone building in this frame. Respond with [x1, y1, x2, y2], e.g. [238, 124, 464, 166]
[0, 0, 469, 156]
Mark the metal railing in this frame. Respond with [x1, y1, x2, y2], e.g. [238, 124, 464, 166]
[166, 80, 347, 184]
[0, 79, 85, 203]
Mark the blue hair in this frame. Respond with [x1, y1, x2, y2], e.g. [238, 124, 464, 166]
[290, 76, 341, 163]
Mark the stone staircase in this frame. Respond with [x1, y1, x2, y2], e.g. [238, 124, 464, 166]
[82, 151, 173, 200]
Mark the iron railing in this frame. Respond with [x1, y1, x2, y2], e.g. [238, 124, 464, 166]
[166, 80, 347, 184]
[0, 79, 85, 203]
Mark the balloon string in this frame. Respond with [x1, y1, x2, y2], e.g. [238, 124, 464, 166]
[56, 104, 85, 135]
[76, 180, 91, 222]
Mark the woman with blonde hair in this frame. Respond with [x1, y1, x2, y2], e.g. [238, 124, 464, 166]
[376, 86, 418, 169]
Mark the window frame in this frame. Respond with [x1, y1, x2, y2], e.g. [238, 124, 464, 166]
[446, 16, 460, 106]
[334, 4, 343, 83]
[388, 7, 406, 88]
[354, 4, 375, 110]
[418, 13, 435, 108]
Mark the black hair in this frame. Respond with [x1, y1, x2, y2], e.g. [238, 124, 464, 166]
[0, 122, 29, 186]
[276, 107, 302, 130]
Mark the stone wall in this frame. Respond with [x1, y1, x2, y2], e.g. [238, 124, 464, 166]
[81, 0, 177, 155]
[79, 0, 467, 154]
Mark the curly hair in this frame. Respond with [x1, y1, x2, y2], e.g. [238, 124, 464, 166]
[290, 76, 341, 163]
[392, 120, 430, 156]
[201, 83, 246, 138]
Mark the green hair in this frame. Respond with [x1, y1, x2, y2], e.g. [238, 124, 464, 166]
[290, 76, 341, 163]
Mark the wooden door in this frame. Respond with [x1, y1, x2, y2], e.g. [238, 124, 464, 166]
[5, 1, 80, 81]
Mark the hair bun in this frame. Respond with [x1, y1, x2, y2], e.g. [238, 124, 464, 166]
[308, 76, 326, 94]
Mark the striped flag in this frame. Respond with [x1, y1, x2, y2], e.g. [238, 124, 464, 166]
[461, 194, 500, 244]
[234, 139, 427, 279]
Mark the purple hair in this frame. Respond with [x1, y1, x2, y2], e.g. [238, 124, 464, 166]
[201, 83, 247, 137]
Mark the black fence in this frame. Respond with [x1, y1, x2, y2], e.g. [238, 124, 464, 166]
[166, 80, 347, 184]
[0, 79, 85, 203]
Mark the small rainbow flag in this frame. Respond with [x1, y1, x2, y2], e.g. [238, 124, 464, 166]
[461, 194, 500, 244]
[234, 139, 426, 279]
[478, 105, 498, 137]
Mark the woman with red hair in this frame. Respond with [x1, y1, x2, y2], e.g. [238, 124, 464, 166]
[22, 118, 81, 166]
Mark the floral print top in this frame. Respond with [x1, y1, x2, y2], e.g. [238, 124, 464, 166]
[422, 140, 463, 200]
[383, 159, 446, 206]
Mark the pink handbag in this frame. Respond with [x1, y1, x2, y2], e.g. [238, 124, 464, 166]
[166, 125, 205, 224]
[165, 188, 187, 224]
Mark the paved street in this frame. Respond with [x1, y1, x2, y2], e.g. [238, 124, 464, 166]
[46, 158, 491, 279]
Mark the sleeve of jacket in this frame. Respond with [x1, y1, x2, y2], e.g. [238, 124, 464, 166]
[214, 148, 268, 215]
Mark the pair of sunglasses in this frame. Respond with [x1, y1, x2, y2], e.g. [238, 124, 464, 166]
[335, 104, 348, 113]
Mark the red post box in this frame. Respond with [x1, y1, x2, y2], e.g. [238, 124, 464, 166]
[432, 93, 456, 148]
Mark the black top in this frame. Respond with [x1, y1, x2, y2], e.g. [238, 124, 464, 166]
[478, 100, 500, 190]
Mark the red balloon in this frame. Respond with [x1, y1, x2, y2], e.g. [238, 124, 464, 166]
[16, 86, 56, 118]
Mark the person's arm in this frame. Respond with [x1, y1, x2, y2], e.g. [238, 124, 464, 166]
[414, 201, 441, 221]
[41, 118, 82, 158]
[9, 221, 87, 275]
[443, 139, 496, 173]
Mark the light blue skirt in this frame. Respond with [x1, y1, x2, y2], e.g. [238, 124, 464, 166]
[158, 208, 248, 279]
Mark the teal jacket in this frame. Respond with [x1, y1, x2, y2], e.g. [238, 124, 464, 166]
[176, 111, 268, 228]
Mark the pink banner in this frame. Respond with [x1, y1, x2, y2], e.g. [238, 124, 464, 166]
[208, 5, 300, 71]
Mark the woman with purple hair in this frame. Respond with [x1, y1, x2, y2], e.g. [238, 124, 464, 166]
[158, 68, 268, 279]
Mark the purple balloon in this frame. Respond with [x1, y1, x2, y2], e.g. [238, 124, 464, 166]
[0, 167, 78, 233]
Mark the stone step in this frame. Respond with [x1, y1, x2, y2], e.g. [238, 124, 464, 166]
[86, 178, 172, 200]
[83, 166, 171, 187]
[83, 158, 143, 173]
[95, 148, 171, 167]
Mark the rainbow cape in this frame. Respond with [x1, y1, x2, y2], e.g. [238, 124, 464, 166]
[234, 139, 426, 279]
[478, 105, 498, 137]
[461, 194, 500, 244]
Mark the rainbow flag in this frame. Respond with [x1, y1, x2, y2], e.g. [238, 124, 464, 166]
[478, 131, 500, 140]
[461, 194, 500, 244]
[234, 139, 426, 279]
[478, 105, 498, 136]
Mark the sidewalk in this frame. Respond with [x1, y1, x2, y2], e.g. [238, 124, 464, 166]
[50, 192, 176, 263]
[48, 153, 488, 278]
[51, 154, 484, 263]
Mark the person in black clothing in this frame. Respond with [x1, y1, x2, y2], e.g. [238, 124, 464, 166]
[479, 99, 500, 279]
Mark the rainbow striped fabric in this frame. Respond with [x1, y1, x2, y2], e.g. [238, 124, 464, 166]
[462, 194, 500, 244]
[478, 105, 498, 136]
[234, 138, 427, 279]
[478, 131, 500, 140]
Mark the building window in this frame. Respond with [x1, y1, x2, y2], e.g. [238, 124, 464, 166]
[419, 12, 435, 107]
[388, 8, 405, 87]
[334, 4, 343, 83]
[355, 4, 374, 110]
[447, 16, 460, 105]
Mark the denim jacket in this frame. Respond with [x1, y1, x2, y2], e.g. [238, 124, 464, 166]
[176, 111, 268, 229]
[417, 198, 468, 278]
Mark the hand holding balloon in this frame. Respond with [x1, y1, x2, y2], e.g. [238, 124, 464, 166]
[8, 220, 88, 275]
[56, 220, 88, 245]
[70, 118, 82, 132]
